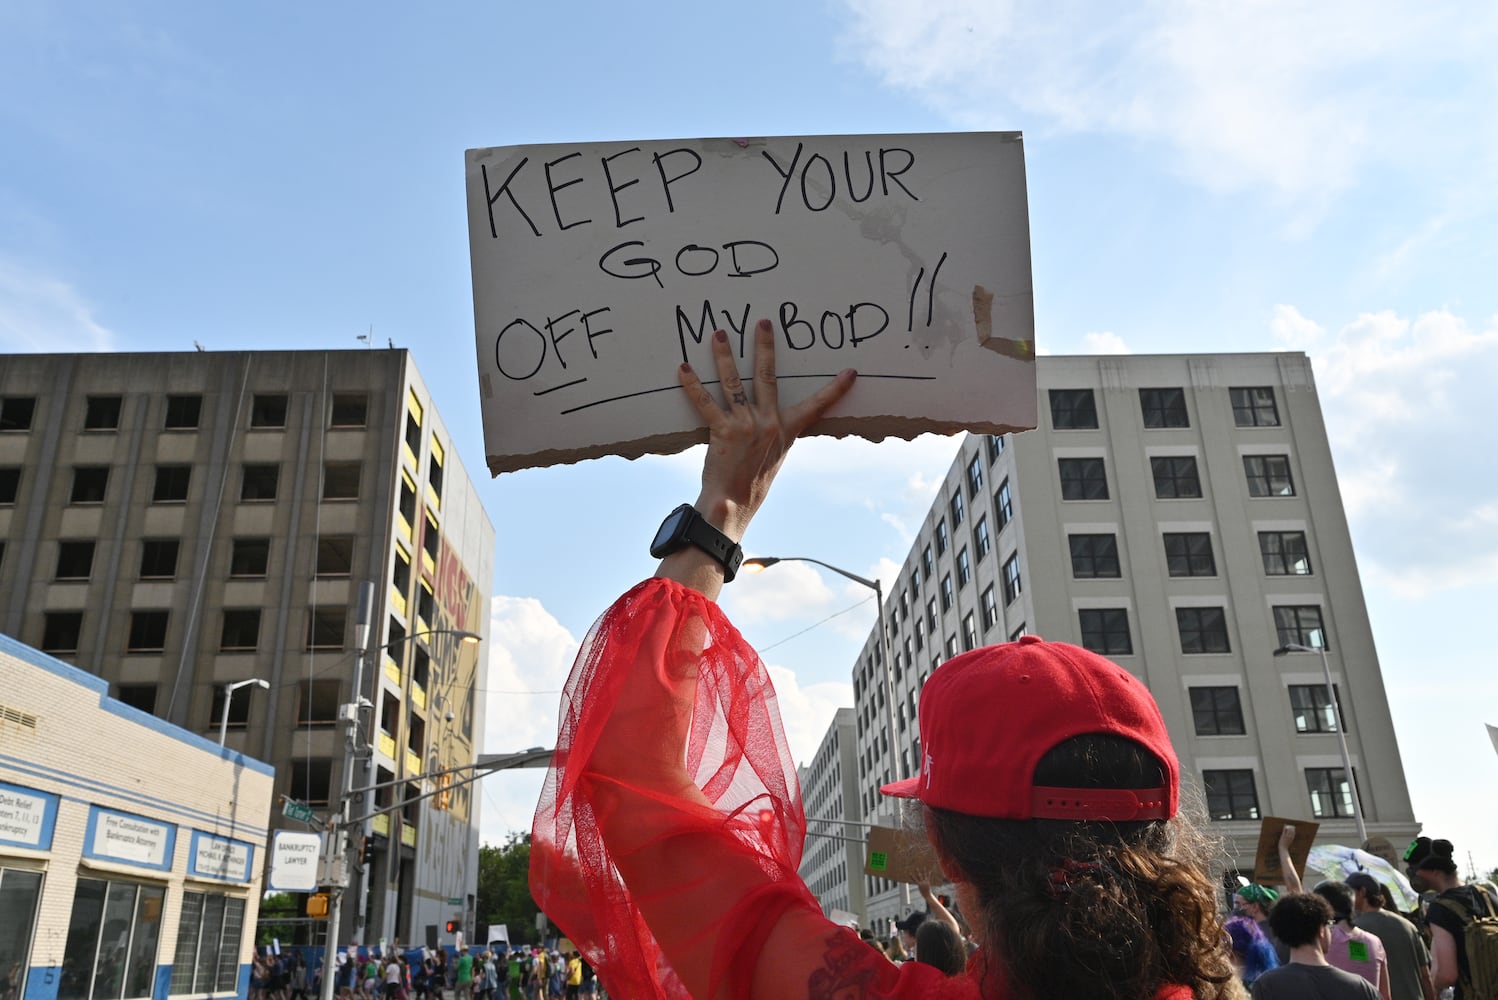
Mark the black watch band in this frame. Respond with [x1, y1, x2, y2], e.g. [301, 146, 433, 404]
[650, 504, 744, 583]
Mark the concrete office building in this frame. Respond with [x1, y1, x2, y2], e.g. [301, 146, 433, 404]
[842, 352, 1417, 932]
[796, 707, 866, 925]
[0, 349, 495, 951]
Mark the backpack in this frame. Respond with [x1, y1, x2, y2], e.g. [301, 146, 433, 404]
[1437, 887, 1498, 1000]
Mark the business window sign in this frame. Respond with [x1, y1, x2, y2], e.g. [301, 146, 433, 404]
[84, 806, 175, 871]
[0, 780, 58, 851]
[188, 831, 255, 883]
[268, 830, 323, 892]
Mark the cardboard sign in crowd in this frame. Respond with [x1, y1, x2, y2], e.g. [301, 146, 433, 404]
[466, 131, 1038, 474]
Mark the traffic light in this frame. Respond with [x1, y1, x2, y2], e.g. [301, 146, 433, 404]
[435, 773, 452, 811]
[306, 893, 329, 918]
[445, 920, 459, 934]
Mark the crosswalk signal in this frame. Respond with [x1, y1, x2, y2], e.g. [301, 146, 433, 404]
[445, 920, 459, 934]
[306, 893, 329, 918]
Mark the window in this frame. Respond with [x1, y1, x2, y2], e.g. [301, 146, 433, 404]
[1203, 770, 1260, 821]
[42, 611, 83, 653]
[229, 538, 269, 577]
[987, 434, 1005, 463]
[922, 545, 935, 578]
[61, 877, 166, 1000]
[926, 598, 937, 633]
[1244, 454, 1295, 497]
[412, 646, 431, 689]
[1050, 388, 1099, 430]
[995, 479, 1013, 529]
[55, 540, 96, 580]
[966, 454, 984, 498]
[1260, 530, 1312, 575]
[322, 461, 361, 501]
[152, 464, 191, 503]
[1306, 767, 1357, 818]
[1009, 622, 1028, 641]
[913, 617, 925, 651]
[83, 395, 122, 430]
[1231, 386, 1280, 427]
[1069, 534, 1120, 579]
[1163, 532, 1216, 577]
[1151, 456, 1203, 499]
[911, 566, 921, 593]
[956, 547, 971, 588]
[404, 397, 423, 454]
[1190, 687, 1245, 736]
[250, 393, 288, 428]
[1273, 605, 1326, 650]
[317, 536, 354, 577]
[1058, 458, 1108, 500]
[220, 610, 261, 651]
[70, 466, 109, 504]
[399, 474, 418, 526]
[1078, 608, 1131, 655]
[289, 759, 333, 807]
[1139, 387, 1189, 428]
[981, 585, 999, 632]
[0, 396, 36, 431]
[0, 467, 18, 505]
[393, 546, 412, 597]
[330, 393, 367, 427]
[945, 634, 958, 659]
[139, 539, 178, 580]
[423, 510, 441, 562]
[940, 575, 954, 612]
[950, 490, 965, 526]
[1290, 684, 1342, 734]
[127, 611, 169, 653]
[240, 464, 279, 502]
[1001, 552, 1022, 605]
[307, 608, 347, 650]
[1176, 606, 1231, 654]
[429, 438, 446, 498]
[164, 394, 201, 429]
[169, 891, 245, 995]
[935, 518, 949, 555]
[974, 515, 991, 560]
[116, 684, 157, 713]
[962, 613, 978, 651]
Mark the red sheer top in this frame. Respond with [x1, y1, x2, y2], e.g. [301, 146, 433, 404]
[530, 578, 1195, 1000]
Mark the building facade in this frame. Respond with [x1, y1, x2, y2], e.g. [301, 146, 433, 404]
[843, 353, 1417, 932]
[796, 707, 866, 925]
[0, 349, 495, 952]
[1, 630, 274, 1000]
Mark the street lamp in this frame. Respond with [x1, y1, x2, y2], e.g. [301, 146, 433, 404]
[318, 580, 482, 1000]
[217, 678, 269, 747]
[1273, 641, 1368, 844]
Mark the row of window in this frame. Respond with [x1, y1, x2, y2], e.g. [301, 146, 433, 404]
[1056, 454, 1296, 502]
[0, 461, 366, 507]
[1203, 766, 1358, 822]
[1049, 385, 1283, 432]
[0, 391, 370, 433]
[41, 535, 357, 583]
[1191, 683, 1342, 737]
[36, 605, 353, 656]
[1076, 604, 1326, 657]
[1069, 529, 1313, 580]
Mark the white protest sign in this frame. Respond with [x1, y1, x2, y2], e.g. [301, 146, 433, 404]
[268, 830, 324, 892]
[466, 131, 1036, 475]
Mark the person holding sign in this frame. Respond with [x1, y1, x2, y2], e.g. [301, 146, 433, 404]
[530, 322, 1242, 999]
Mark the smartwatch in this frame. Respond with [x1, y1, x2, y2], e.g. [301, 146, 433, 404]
[650, 504, 744, 582]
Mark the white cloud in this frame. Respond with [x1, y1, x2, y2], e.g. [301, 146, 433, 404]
[728, 559, 839, 624]
[1080, 331, 1130, 355]
[477, 595, 579, 844]
[1275, 305, 1498, 598]
[0, 260, 116, 353]
[765, 664, 855, 769]
[838, 1, 1498, 206]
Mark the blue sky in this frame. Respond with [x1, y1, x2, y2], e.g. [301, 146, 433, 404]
[4, 1, 1497, 874]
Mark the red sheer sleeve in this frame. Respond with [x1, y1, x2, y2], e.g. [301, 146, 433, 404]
[529, 578, 980, 999]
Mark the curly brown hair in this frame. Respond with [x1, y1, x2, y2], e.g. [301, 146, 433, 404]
[924, 734, 1240, 1000]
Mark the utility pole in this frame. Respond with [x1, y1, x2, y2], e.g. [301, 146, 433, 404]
[317, 581, 374, 1000]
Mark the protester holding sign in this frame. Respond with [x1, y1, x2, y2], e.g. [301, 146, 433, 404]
[530, 322, 1242, 999]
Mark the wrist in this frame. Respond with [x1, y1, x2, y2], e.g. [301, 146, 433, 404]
[693, 492, 752, 542]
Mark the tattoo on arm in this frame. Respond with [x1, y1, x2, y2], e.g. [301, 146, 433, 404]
[807, 932, 885, 1000]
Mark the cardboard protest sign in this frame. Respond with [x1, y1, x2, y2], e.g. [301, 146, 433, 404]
[1251, 816, 1320, 885]
[466, 131, 1037, 475]
[864, 824, 941, 886]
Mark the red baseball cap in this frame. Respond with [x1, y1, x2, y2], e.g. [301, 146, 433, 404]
[880, 634, 1178, 821]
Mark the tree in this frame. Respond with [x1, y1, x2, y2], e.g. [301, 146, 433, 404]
[476, 833, 544, 945]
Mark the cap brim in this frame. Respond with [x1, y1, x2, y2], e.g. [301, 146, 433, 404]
[880, 776, 921, 799]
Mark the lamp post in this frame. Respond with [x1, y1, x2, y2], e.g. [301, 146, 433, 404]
[217, 678, 269, 746]
[317, 579, 481, 1000]
[1273, 641, 1368, 844]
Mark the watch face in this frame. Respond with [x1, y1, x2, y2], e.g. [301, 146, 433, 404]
[650, 507, 691, 555]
